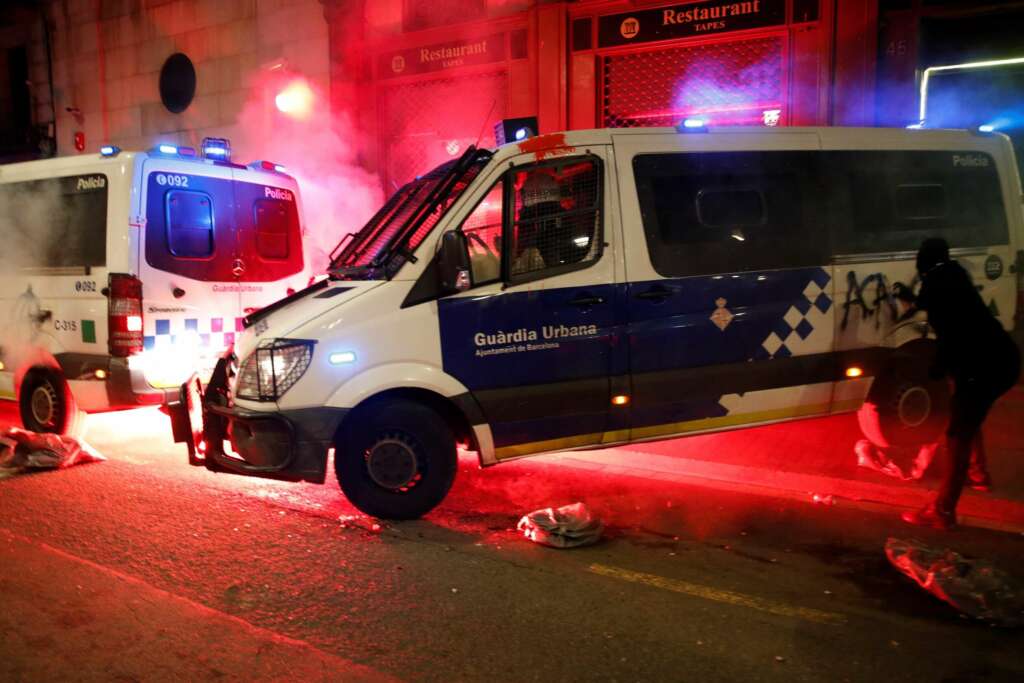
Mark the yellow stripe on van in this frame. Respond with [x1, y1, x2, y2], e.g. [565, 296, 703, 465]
[493, 400, 862, 461]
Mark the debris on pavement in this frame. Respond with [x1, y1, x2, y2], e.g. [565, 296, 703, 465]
[0, 427, 104, 479]
[856, 439, 938, 481]
[885, 538, 1024, 626]
[517, 502, 604, 548]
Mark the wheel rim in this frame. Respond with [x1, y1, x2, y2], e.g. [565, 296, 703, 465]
[897, 386, 931, 428]
[30, 382, 59, 429]
[365, 433, 422, 491]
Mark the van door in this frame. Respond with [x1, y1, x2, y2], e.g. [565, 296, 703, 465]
[229, 168, 307, 315]
[825, 143, 1020, 412]
[614, 133, 837, 441]
[438, 150, 620, 460]
[140, 160, 245, 384]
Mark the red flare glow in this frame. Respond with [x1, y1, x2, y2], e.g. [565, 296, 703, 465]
[275, 80, 314, 120]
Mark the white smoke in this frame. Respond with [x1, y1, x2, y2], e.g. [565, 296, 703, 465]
[231, 71, 383, 274]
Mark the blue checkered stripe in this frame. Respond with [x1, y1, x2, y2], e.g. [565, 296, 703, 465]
[759, 269, 833, 360]
[143, 315, 245, 351]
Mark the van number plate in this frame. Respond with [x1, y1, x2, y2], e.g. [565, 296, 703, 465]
[155, 173, 189, 187]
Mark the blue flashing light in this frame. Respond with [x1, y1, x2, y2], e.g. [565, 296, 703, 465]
[99, 145, 120, 157]
[157, 144, 178, 154]
[329, 351, 356, 365]
[274, 164, 287, 173]
[514, 127, 529, 141]
[979, 124, 995, 133]
[201, 137, 231, 160]
[906, 122, 924, 129]
[677, 117, 708, 133]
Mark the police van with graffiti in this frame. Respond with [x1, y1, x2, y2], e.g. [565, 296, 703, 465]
[169, 124, 1023, 519]
[0, 139, 310, 433]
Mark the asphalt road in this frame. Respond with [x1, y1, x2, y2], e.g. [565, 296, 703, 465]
[1, 404, 1023, 682]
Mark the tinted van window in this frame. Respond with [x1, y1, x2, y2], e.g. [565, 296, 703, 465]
[827, 151, 1007, 254]
[633, 152, 824, 277]
[146, 174, 304, 282]
[254, 199, 290, 260]
[0, 174, 107, 270]
[167, 190, 214, 257]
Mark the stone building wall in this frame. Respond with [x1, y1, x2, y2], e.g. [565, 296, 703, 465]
[47, 0, 330, 158]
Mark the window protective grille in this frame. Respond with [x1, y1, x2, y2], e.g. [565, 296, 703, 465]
[602, 36, 784, 128]
[379, 71, 508, 189]
[510, 159, 602, 279]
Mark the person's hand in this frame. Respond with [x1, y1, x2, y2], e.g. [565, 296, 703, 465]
[892, 281, 916, 303]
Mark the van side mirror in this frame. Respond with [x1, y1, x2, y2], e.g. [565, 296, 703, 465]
[438, 231, 471, 293]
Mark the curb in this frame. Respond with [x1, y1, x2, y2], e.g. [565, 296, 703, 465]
[548, 448, 1024, 535]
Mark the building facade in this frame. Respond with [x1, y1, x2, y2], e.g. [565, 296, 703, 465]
[1, 1, 1022, 185]
[331, 0, 1024, 189]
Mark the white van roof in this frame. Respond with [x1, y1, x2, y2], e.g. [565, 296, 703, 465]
[0, 149, 295, 183]
[490, 126, 1013, 164]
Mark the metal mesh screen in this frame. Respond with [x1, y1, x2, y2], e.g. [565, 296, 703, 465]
[462, 182, 504, 285]
[510, 159, 601, 278]
[380, 71, 508, 189]
[602, 36, 785, 128]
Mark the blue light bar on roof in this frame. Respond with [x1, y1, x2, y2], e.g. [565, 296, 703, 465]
[677, 118, 708, 132]
[201, 137, 231, 160]
[157, 144, 178, 154]
[100, 145, 120, 157]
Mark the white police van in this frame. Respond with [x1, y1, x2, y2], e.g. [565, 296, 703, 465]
[0, 139, 310, 433]
[170, 125, 1023, 519]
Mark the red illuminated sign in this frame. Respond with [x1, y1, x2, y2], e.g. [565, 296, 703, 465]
[378, 33, 506, 79]
[598, 0, 786, 48]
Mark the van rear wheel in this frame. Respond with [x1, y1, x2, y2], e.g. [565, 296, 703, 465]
[335, 398, 457, 520]
[858, 341, 949, 448]
[20, 368, 80, 435]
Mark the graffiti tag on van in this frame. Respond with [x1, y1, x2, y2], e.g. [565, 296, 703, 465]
[952, 154, 989, 168]
[265, 187, 293, 201]
[155, 173, 189, 187]
[76, 175, 106, 191]
[840, 270, 910, 331]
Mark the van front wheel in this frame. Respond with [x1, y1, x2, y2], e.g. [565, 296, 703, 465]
[20, 369, 80, 435]
[335, 399, 457, 520]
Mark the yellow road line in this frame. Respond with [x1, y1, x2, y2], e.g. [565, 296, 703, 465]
[587, 563, 846, 625]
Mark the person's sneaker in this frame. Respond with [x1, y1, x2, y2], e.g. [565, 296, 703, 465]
[901, 503, 955, 530]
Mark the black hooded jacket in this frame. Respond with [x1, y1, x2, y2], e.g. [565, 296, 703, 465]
[915, 260, 1017, 381]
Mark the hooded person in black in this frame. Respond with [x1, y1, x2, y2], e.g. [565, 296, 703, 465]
[902, 238, 1021, 529]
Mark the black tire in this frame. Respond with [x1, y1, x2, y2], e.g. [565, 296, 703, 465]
[335, 398, 457, 520]
[19, 368, 80, 435]
[858, 340, 949, 449]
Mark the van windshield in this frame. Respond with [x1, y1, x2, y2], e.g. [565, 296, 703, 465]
[330, 147, 491, 279]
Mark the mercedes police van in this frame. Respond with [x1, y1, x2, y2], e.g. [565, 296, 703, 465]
[170, 125, 1023, 519]
[0, 139, 310, 433]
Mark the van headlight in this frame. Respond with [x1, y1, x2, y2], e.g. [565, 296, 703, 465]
[235, 339, 315, 401]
